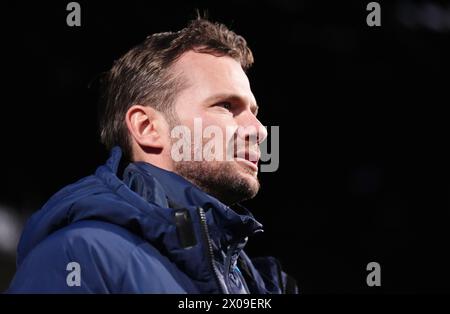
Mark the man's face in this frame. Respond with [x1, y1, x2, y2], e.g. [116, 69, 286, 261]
[168, 51, 267, 204]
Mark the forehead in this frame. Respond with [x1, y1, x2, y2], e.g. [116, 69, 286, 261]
[172, 50, 255, 102]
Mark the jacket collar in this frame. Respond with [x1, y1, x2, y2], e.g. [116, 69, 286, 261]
[18, 146, 264, 293]
[119, 149, 264, 249]
[98, 147, 264, 292]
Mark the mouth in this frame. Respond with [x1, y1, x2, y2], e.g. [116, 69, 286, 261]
[234, 151, 260, 172]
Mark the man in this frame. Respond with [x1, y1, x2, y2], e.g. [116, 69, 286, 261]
[8, 18, 297, 293]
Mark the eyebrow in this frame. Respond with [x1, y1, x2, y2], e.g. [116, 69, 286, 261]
[203, 93, 259, 115]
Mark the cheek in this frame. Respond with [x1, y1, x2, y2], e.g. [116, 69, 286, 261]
[200, 116, 239, 160]
[204, 118, 238, 148]
[202, 112, 237, 129]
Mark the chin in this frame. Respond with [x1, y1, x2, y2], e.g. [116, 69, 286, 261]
[174, 160, 260, 204]
[235, 161, 258, 179]
[234, 167, 260, 197]
[240, 171, 259, 188]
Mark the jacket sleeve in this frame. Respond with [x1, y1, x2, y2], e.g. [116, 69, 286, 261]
[7, 221, 193, 294]
[7, 222, 133, 293]
[118, 242, 193, 293]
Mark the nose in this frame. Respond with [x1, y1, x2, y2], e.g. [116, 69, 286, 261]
[237, 111, 268, 144]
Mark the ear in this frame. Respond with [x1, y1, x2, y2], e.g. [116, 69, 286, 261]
[125, 105, 167, 150]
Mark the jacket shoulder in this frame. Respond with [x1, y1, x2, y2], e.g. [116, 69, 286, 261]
[9, 220, 194, 293]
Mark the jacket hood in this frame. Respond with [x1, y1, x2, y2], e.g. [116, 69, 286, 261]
[17, 147, 263, 293]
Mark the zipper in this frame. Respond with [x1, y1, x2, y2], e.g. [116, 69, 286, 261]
[223, 243, 237, 292]
[197, 206, 228, 294]
[234, 263, 251, 294]
[224, 242, 250, 294]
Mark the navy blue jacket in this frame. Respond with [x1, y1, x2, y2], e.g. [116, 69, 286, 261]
[8, 147, 297, 293]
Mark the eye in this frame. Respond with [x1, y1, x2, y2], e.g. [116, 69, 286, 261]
[215, 102, 233, 111]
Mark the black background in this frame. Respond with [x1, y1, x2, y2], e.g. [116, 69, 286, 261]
[1, 0, 449, 293]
